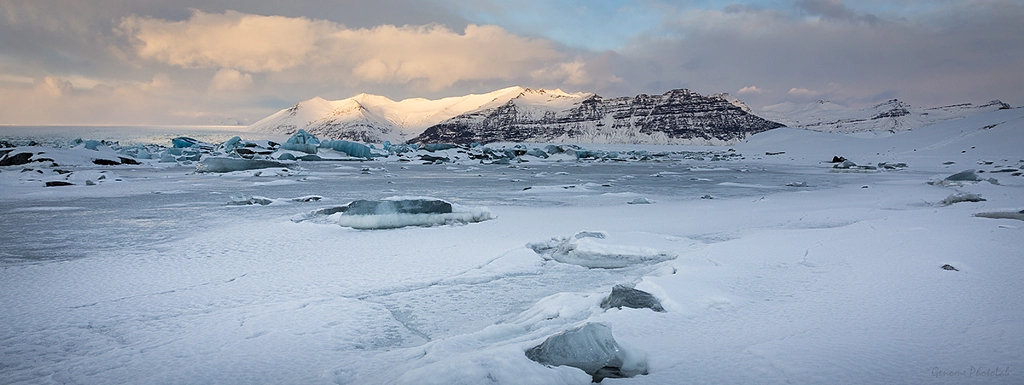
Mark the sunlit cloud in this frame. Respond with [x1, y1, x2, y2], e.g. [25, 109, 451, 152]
[209, 69, 253, 92]
[120, 10, 582, 91]
[788, 87, 820, 97]
[737, 86, 765, 95]
[34, 76, 73, 97]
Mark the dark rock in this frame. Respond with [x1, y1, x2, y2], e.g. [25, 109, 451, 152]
[765, 151, 785, 156]
[92, 158, 121, 166]
[601, 285, 665, 312]
[941, 264, 959, 271]
[0, 140, 14, 148]
[419, 154, 450, 163]
[831, 156, 847, 163]
[344, 199, 453, 215]
[45, 181, 74, 187]
[0, 152, 34, 166]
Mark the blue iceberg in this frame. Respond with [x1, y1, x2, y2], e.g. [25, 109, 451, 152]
[280, 129, 321, 154]
[320, 140, 373, 159]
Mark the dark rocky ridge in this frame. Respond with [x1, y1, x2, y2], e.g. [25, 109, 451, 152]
[412, 89, 783, 145]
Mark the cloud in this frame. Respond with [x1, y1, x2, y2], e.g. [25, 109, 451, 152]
[209, 68, 253, 92]
[120, 10, 330, 72]
[737, 86, 765, 95]
[605, 1, 1024, 109]
[120, 10, 580, 91]
[795, 0, 877, 23]
[530, 60, 592, 86]
[34, 76, 73, 97]
[788, 87, 820, 97]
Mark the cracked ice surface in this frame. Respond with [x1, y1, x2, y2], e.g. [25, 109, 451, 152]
[3, 122, 1024, 384]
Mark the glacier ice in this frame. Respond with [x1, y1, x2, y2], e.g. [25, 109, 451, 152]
[973, 210, 1024, 221]
[196, 157, 292, 173]
[344, 199, 453, 215]
[526, 322, 647, 382]
[939, 192, 986, 206]
[627, 197, 653, 204]
[945, 169, 982, 182]
[528, 231, 676, 269]
[227, 196, 274, 206]
[320, 140, 373, 159]
[280, 129, 320, 154]
[601, 285, 665, 312]
[292, 198, 493, 229]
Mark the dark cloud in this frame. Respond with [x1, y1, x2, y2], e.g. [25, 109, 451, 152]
[595, 1, 1024, 109]
[795, 0, 878, 23]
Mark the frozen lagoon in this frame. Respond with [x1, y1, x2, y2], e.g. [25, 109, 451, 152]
[2, 112, 1023, 384]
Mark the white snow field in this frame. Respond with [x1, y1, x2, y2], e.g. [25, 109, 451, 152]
[2, 109, 1023, 384]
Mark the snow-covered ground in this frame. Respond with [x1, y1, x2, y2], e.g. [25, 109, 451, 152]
[2, 109, 1023, 384]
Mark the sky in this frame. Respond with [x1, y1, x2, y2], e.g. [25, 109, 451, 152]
[0, 0, 1022, 125]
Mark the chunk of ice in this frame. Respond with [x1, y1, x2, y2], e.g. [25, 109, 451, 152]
[526, 323, 646, 382]
[529, 231, 675, 269]
[196, 157, 291, 173]
[601, 285, 665, 312]
[344, 199, 453, 215]
[293, 198, 493, 229]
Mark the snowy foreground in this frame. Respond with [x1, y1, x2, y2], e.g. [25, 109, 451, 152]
[2, 110, 1023, 384]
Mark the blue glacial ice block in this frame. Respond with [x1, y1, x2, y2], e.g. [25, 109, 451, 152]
[280, 129, 321, 154]
[343, 199, 453, 216]
[320, 140, 373, 159]
[526, 323, 647, 381]
[196, 157, 291, 173]
[172, 137, 200, 148]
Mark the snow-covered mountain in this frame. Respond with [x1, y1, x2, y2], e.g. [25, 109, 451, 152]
[249, 87, 782, 145]
[758, 99, 1012, 134]
[248, 86, 563, 143]
[413, 89, 782, 145]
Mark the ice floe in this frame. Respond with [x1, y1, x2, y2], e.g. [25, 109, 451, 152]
[529, 231, 676, 269]
[293, 197, 494, 229]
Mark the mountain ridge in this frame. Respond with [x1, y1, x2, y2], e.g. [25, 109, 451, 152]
[249, 87, 781, 144]
[757, 98, 1012, 134]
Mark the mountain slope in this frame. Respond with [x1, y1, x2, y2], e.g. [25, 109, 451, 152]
[412, 89, 784, 145]
[248, 87, 556, 143]
[759, 99, 1012, 134]
[248, 87, 780, 145]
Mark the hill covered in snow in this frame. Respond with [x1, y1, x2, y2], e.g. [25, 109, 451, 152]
[247, 86, 577, 143]
[758, 99, 1012, 135]
[249, 87, 782, 145]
